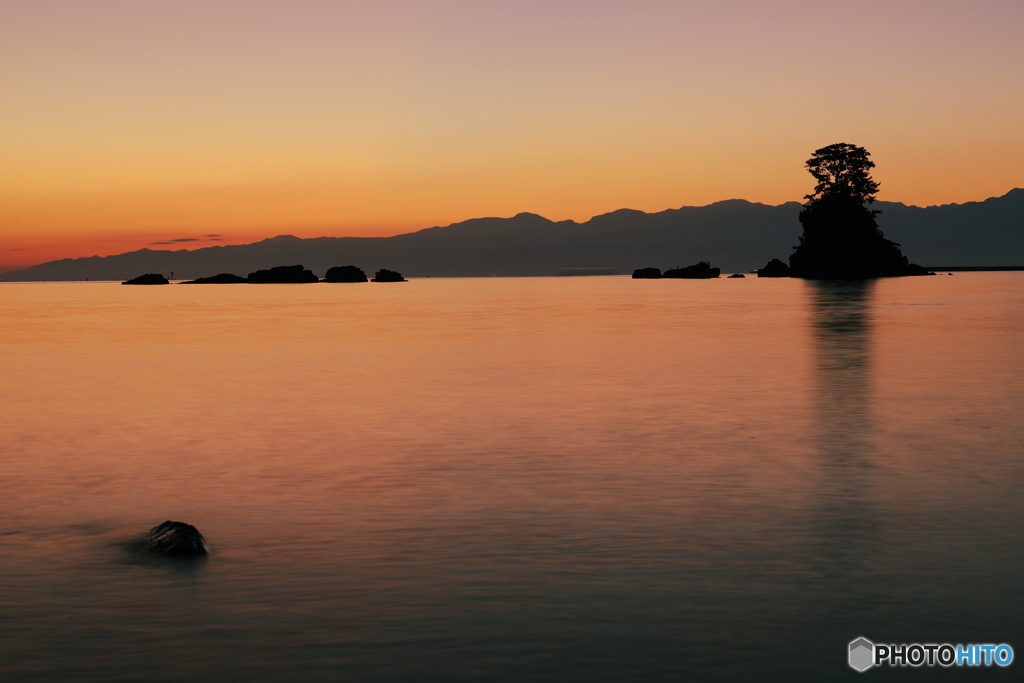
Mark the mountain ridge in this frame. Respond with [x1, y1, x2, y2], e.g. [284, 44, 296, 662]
[3, 190, 1022, 280]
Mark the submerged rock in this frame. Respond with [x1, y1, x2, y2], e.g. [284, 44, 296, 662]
[143, 521, 208, 557]
[757, 258, 791, 278]
[728, 273, 746, 278]
[324, 265, 368, 282]
[182, 273, 247, 284]
[632, 267, 662, 279]
[122, 273, 169, 285]
[662, 262, 720, 279]
[247, 265, 319, 283]
[372, 269, 407, 282]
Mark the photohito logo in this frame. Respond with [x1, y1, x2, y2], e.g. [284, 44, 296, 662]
[848, 637, 1014, 672]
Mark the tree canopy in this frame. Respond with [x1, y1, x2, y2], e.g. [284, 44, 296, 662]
[804, 143, 880, 204]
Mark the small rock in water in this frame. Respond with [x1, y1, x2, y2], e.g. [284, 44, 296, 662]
[756, 258, 791, 278]
[372, 268, 407, 282]
[182, 273, 247, 284]
[143, 521, 208, 557]
[324, 265, 369, 282]
[247, 265, 319, 283]
[122, 273, 169, 285]
[631, 267, 662, 279]
[728, 273, 746, 278]
[662, 261, 720, 279]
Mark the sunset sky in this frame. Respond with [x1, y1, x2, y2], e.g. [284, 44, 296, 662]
[2, 0, 1022, 272]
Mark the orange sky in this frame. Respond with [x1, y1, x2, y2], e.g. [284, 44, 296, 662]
[2, 0, 1022, 272]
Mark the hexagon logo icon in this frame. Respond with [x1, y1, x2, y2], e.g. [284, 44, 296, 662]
[849, 637, 875, 672]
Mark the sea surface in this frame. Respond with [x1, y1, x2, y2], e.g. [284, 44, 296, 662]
[1, 274, 1022, 682]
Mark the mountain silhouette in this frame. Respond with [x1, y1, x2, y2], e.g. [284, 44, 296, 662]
[2, 190, 1021, 280]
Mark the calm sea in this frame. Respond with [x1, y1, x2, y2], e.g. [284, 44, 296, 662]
[1, 274, 1022, 682]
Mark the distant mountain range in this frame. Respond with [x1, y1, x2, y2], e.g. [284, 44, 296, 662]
[4, 189, 1022, 280]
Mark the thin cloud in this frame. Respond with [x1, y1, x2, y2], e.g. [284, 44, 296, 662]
[148, 235, 223, 246]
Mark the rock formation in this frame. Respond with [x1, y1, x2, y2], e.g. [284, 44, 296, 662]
[143, 521, 208, 557]
[728, 273, 745, 278]
[182, 273, 247, 284]
[247, 265, 319, 283]
[757, 258, 791, 277]
[632, 267, 662, 279]
[789, 143, 934, 279]
[324, 265, 368, 282]
[372, 269, 407, 282]
[122, 273, 169, 285]
[662, 262, 720, 279]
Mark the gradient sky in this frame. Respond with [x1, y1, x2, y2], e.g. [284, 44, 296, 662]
[2, 0, 1022, 271]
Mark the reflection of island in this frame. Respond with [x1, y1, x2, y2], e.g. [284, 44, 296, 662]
[806, 279, 878, 583]
[811, 280, 874, 457]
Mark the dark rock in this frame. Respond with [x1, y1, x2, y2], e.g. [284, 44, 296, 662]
[902, 263, 936, 276]
[632, 267, 662, 279]
[143, 521, 208, 557]
[247, 265, 319, 283]
[372, 269, 407, 282]
[662, 262, 720, 279]
[757, 258, 791, 277]
[728, 273, 746, 278]
[790, 193, 929, 279]
[324, 265, 368, 282]
[122, 273, 169, 285]
[182, 273, 247, 284]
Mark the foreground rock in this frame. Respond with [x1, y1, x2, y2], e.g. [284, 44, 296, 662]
[728, 273, 745, 278]
[122, 273, 169, 285]
[143, 521, 208, 557]
[632, 267, 662, 279]
[372, 269, 407, 282]
[662, 262, 720, 279]
[757, 258, 791, 277]
[182, 273, 247, 284]
[324, 265, 368, 282]
[247, 265, 319, 283]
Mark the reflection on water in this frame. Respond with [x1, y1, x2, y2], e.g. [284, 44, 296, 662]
[810, 279, 875, 463]
[806, 280, 877, 596]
